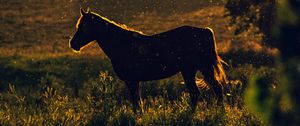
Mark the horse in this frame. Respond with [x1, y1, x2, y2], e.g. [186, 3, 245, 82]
[69, 8, 228, 111]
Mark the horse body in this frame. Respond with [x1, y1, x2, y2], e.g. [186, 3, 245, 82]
[70, 9, 227, 111]
[101, 26, 214, 81]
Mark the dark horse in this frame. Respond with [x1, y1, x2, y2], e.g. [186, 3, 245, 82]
[70, 9, 228, 111]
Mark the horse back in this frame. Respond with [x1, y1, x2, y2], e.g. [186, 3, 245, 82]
[149, 26, 214, 54]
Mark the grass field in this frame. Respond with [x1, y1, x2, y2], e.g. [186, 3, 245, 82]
[0, 0, 278, 125]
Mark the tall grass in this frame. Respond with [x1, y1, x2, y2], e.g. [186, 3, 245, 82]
[0, 59, 268, 125]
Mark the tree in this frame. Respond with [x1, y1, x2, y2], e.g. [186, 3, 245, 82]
[244, 0, 300, 125]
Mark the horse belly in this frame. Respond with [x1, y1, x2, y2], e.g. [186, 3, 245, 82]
[113, 61, 179, 81]
[138, 64, 179, 81]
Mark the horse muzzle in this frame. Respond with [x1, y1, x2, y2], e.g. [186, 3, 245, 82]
[71, 45, 80, 52]
[69, 40, 81, 52]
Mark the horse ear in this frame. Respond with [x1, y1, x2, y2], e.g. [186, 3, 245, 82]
[80, 8, 86, 15]
[87, 7, 91, 13]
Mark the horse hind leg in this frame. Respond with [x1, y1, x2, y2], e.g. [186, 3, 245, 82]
[201, 67, 224, 105]
[181, 70, 200, 110]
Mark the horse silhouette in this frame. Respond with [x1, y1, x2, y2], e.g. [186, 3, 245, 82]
[70, 8, 228, 111]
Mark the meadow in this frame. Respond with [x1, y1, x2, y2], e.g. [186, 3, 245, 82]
[0, 0, 278, 125]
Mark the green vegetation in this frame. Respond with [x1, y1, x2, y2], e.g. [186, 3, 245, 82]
[0, 54, 271, 125]
[242, 0, 300, 125]
[0, 64, 266, 125]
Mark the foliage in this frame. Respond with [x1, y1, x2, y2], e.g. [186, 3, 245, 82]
[225, 0, 277, 47]
[242, 0, 300, 125]
[0, 67, 266, 125]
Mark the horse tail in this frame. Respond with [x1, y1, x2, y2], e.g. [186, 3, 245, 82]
[205, 27, 228, 86]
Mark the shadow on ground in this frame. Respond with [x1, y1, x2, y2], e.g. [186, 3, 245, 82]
[0, 55, 112, 95]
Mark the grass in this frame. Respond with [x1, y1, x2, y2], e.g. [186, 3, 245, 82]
[0, 53, 273, 125]
[0, 72, 266, 125]
[0, 0, 278, 125]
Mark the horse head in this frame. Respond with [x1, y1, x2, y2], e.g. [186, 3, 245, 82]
[69, 8, 95, 52]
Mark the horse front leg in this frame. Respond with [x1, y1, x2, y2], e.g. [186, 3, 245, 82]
[181, 70, 200, 111]
[125, 81, 141, 113]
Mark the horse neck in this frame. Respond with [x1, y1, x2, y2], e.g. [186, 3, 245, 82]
[92, 18, 132, 59]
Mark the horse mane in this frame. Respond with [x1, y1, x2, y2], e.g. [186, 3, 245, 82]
[88, 12, 145, 35]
